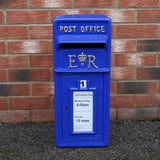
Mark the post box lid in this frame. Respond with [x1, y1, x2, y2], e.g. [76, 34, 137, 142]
[53, 14, 110, 22]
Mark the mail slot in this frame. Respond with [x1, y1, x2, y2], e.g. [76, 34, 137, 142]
[53, 14, 111, 147]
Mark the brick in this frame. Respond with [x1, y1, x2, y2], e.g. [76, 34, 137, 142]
[0, 42, 5, 54]
[30, 0, 72, 8]
[138, 10, 160, 22]
[0, 70, 7, 82]
[0, 84, 29, 96]
[115, 53, 156, 66]
[159, 82, 160, 93]
[0, 98, 7, 110]
[0, 11, 3, 24]
[0, 26, 27, 39]
[10, 97, 51, 110]
[137, 95, 160, 107]
[0, 111, 30, 123]
[117, 25, 158, 38]
[110, 109, 116, 120]
[137, 40, 160, 52]
[0, 55, 28, 68]
[111, 54, 114, 66]
[52, 68, 54, 81]
[0, 0, 27, 8]
[8, 40, 50, 54]
[74, 0, 116, 8]
[52, 96, 55, 109]
[111, 67, 136, 80]
[32, 110, 54, 122]
[111, 25, 115, 38]
[8, 69, 50, 82]
[94, 10, 136, 22]
[7, 10, 49, 24]
[118, 0, 159, 8]
[32, 82, 54, 95]
[51, 41, 53, 53]
[117, 108, 158, 120]
[51, 9, 92, 21]
[110, 95, 135, 108]
[158, 54, 160, 65]
[29, 26, 52, 39]
[29, 55, 53, 67]
[137, 68, 160, 80]
[110, 81, 115, 94]
[51, 69, 54, 81]
[117, 82, 157, 94]
[112, 40, 136, 53]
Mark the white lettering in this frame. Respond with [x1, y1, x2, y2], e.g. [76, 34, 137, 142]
[81, 26, 85, 32]
[59, 26, 77, 32]
[101, 26, 105, 32]
[64, 26, 68, 32]
[60, 26, 105, 33]
[60, 26, 63, 32]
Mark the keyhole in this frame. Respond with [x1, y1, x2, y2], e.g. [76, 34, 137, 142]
[66, 107, 68, 111]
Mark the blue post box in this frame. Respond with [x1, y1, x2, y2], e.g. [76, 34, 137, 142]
[53, 14, 111, 147]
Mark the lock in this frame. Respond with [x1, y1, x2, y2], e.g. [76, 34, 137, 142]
[53, 14, 111, 147]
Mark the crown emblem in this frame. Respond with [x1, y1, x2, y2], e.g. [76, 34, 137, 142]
[78, 52, 87, 63]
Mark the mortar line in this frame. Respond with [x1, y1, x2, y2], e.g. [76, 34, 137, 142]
[29, 83, 32, 96]
[135, 9, 138, 23]
[156, 52, 159, 94]
[135, 39, 138, 81]
[115, 81, 117, 94]
[4, 95, 53, 98]
[5, 40, 8, 87]
[5, 40, 8, 54]
[27, 25, 30, 39]
[2, 37, 160, 41]
[1, 66, 160, 70]
[158, 25, 160, 38]
[1, 22, 160, 26]
[157, 79, 159, 94]
[49, 40, 52, 54]
[7, 97, 10, 110]
[48, 10, 51, 24]
[72, 0, 74, 8]
[50, 96, 53, 110]
[50, 68, 53, 81]
[113, 53, 115, 66]
[0, 24, 53, 26]
[135, 38, 138, 53]
[114, 24, 117, 38]
[4, 7, 160, 10]
[156, 52, 159, 66]
[3, 9, 6, 24]
[27, 0, 30, 8]
[116, 0, 118, 8]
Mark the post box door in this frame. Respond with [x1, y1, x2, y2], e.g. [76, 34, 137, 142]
[61, 72, 106, 144]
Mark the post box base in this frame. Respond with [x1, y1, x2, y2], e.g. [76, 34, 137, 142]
[56, 141, 109, 148]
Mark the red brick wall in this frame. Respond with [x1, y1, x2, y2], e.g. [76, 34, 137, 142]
[0, 0, 160, 122]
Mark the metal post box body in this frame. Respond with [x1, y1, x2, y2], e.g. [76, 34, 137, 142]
[53, 14, 111, 147]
